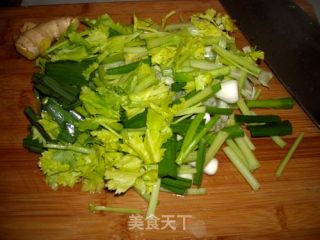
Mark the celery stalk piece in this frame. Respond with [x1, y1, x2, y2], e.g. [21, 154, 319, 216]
[237, 97, 252, 115]
[178, 165, 197, 174]
[223, 146, 260, 191]
[234, 137, 260, 171]
[186, 188, 208, 195]
[238, 70, 248, 90]
[275, 133, 304, 177]
[271, 136, 287, 148]
[243, 133, 256, 151]
[44, 143, 94, 154]
[211, 44, 261, 77]
[253, 88, 262, 100]
[177, 115, 220, 164]
[226, 139, 249, 169]
[180, 113, 205, 154]
[146, 179, 161, 218]
[133, 187, 151, 202]
[175, 106, 206, 116]
[182, 82, 221, 109]
[205, 130, 229, 164]
[88, 204, 143, 214]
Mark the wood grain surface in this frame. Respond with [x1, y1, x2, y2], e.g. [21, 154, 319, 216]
[0, 1, 320, 239]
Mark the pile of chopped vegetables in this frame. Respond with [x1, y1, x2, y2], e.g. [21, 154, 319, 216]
[21, 8, 303, 216]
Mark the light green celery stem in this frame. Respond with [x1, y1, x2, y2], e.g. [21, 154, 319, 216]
[223, 146, 260, 191]
[186, 188, 208, 195]
[178, 165, 197, 174]
[271, 136, 287, 148]
[209, 66, 230, 78]
[189, 60, 220, 70]
[124, 47, 148, 54]
[243, 133, 256, 151]
[132, 75, 158, 93]
[92, 77, 105, 88]
[44, 143, 94, 154]
[211, 44, 261, 77]
[183, 151, 198, 163]
[172, 113, 192, 124]
[98, 65, 106, 83]
[74, 106, 89, 117]
[161, 10, 176, 29]
[165, 23, 192, 31]
[177, 115, 220, 165]
[180, 113, 205, 154]
[99, 122, 122, 139]
[234, 137, 260, 171]
[203, 36, 235, 45]
[146, 33, 182, 49]
[44, 30, 89, 55]
[238, 70, 248, 90]
[146, 178, 161, 218]
[133, 187, 151, 202]
[182, 82, 221, 109]
[97, 50, 109, 63]
[226, 139, 249, 169]
[175, 106, 205, 116]
[237, 98, 251, 115]
[275, 133, 304, 177]
[88, 204, 143, 214]
[205, 131, 229, 165]
[139, 31, 169, 39]
[253, 88, 262, 100]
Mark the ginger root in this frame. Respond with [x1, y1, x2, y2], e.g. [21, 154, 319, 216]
[15, 17, 79, 60]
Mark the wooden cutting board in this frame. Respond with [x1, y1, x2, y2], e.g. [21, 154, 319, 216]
[0, 1, 320, 239]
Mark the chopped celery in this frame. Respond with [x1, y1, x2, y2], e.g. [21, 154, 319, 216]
[223, 146, 260, 191]
[89, 203, 143, 214]
[205, 130, 228, 164]
[146, 179, 161, 218]
[275, 133, 304, 177]
[234, 137, 260, 171]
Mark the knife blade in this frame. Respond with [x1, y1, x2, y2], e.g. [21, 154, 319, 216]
[220, 0, 320, 128]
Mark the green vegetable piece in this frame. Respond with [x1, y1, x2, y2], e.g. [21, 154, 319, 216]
[161, 177, 192, 189]
[211, 44, 261, 76]
[193, 139, 206, 187]
[275, 133, 304, 177]
[107, 57, 151, 75]
[206, 106, 234, 115]
[176, 114, 220, 164]
[24, 106, 52, 142]
[246, 97, 294, 109]
[174, 72, 194, 82]
[146, 178, 161, 218]
[89, 203, 143, 214]
[23, 133, 45, 153]
[235, 114, 281, 124]
[122, 109, 147, 128]
[180, 113, 205, 155]
[222, 124, 244, 139]
[161, 182, 187, 195]
[247, 120, 293, 137]
[223, 146, 260, 191]
[45, 60, 94, 86]
[158, 138, 178, 178]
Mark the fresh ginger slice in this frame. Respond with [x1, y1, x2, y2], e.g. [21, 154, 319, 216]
[15, 17, 79, 60]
